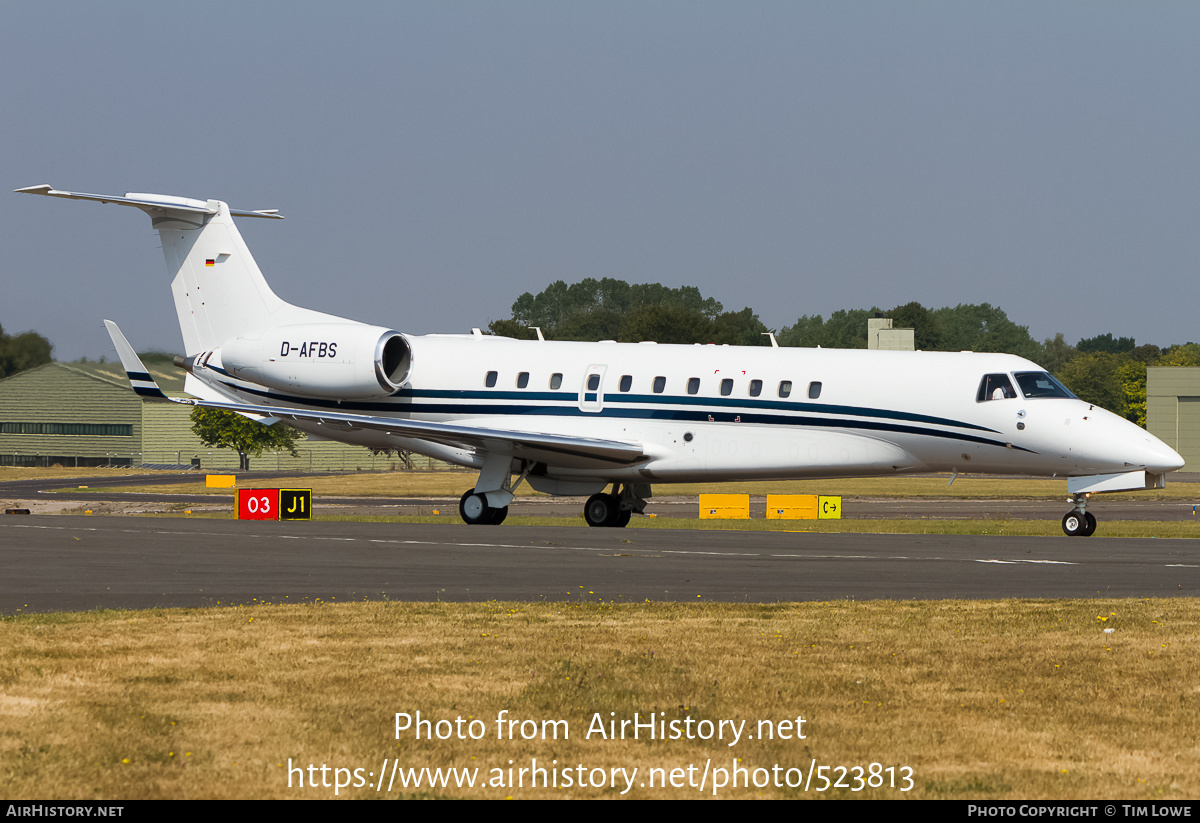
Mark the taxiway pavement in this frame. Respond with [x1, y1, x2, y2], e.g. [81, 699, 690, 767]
[1, 515, 1196, 613]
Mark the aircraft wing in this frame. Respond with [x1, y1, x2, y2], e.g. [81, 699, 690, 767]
[184, 398, 649, 467]
[103, 320, 645, 468]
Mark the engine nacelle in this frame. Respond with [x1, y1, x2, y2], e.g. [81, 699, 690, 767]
[218, 323, 412, 399]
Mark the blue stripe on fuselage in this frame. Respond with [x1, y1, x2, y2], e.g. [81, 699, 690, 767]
[215, 382, 1029, 452]
[215, 383, 997, 434]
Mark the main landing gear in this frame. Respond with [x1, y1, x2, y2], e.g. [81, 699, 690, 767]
[583, 483, 647, 528]
[456, 452, 650, 527]
[456, 470, 652, 527]
[1061, 493, 1096, 537]
[583, 492, 632, 528]
[459, 489, 508, 525]
[457, 455, 529, 525]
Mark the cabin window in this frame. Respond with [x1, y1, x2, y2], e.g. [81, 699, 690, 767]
[516, 372, 529, 389]
[587, 373, 601, 391]
[687, 377, 700, 395]
[977, 373, 1017, 402]
[778, 380, 792, 398]
[550, 373, 563, 390]
[653, 376, 666, 393]
[808, 381, 822, 399]
[485, 371, 498, 388]
[620, 375, 632, 392]
[1014, 372, 1076, 399]
[749, 379, 762, 397]
[720, 378, 733, 396]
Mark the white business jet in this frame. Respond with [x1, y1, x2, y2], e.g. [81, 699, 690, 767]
[17, 185, 1185, 535]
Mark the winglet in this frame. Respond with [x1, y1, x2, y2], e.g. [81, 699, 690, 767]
[103, 320, 171, 401]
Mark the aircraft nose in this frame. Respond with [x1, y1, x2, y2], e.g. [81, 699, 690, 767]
[1065, 407, 1184, 474]
[1138, 432, 1185, 473]
[1101, 414, 1184, 473]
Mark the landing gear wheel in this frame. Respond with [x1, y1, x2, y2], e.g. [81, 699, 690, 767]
[584, 493, 620, 527]
[1062, 510, 1088, 537]
[1081, 511, 1096, 537]
[615, 509, 632, 528]
[489, 506, 509, 525]
[459, 489, 495, 525]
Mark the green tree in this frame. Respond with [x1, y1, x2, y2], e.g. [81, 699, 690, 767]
[625, 282, 722, 319]
[1077, 333, 1135, 354]
[1057, 352, 1126, 414]
[486, 319, 531, 339]
[774, 314, 826, 347]
[554, 308, 625, 341]
[1127, 344, 1162, 365]
[1038, 333, 1078, 375]
[1159, 343, 1200, 367]
[617, 304, 712, 344]
[707, 308, 771, 347]
[1119, 360, 1149, 427]
[0, 324, 53, 379]
[493, 276, 769, 345]
[510, 280, 574, 329]
[777, 309, 875, 349]
[191, 408, 302, 471]
[888, 302, 941, 350]
[506, 278, 724, 339]
[931, 303, 1040, 360]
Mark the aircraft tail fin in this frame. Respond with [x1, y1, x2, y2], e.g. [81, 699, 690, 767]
[18, 185, 339, 355]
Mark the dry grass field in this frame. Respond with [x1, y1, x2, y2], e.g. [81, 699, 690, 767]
[1, 598, 1196, 800]
[0, 467, 182, 482]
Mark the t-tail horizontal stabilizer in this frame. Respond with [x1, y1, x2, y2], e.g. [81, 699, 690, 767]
[103, 320, 170, 401]
[14, 185, 284, 220]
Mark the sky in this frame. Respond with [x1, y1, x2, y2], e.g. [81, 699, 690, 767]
[4, 2, 1198, 361]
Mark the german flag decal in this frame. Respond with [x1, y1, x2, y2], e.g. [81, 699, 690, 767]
[205, 259, 215, 267]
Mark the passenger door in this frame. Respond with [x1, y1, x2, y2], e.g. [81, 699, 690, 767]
[579, 365, 607, 413]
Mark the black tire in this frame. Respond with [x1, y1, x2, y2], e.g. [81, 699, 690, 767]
[1081, 511, 1096, 537]
[615, 508, 632, 528]
[584, 493, 619, 527]
[459, 489, 494, 525]
[489, 506, 509, 525]
[1062, 511, 1086, 536]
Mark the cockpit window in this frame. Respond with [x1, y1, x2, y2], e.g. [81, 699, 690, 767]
[977, 373, 1016, 402]
[1014, 371, 1076, 399]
